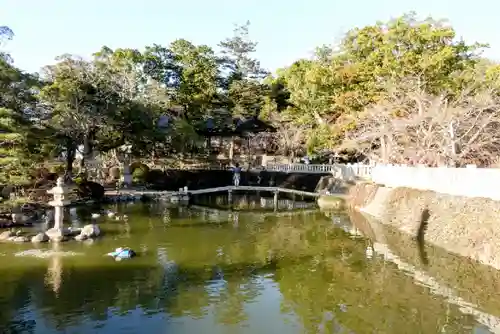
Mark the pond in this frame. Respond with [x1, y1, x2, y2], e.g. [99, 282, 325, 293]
[0, 198, 498, 333]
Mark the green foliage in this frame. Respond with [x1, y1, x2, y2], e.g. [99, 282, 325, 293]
[132, 167, 147, 182]
[167, 118, 204, 153]
[0, 53, 45, 185]
[73, 176, 83, 185]
[130, 162, 149, 182]
[48, 164, 65, 175]
[270, 12, 489, 155]
[219, 22, 270, 118]
[170, 39, 220, 119]
[3, 13, 500, 174]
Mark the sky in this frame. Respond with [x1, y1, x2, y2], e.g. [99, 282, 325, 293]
[1, 0, 499, 74]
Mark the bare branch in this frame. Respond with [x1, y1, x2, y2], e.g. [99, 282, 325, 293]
[344, 79, 500, 166]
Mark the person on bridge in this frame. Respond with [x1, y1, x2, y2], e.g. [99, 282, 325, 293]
[231, 163, 241, 187]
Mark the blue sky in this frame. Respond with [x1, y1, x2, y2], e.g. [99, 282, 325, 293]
[1, 0, 499, 74]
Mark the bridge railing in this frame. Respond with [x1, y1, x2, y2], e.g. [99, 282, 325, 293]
[264, 163, 373, 179]
[130, 161, 374, 179]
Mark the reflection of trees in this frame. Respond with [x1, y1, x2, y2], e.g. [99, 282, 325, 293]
[193, 194, 315, 211]
[0, 206, 484, 333]
[349, 209, 500, 321]
[0, 261, 276, 332]
[0, 268, 38, 333]
[254, 215, 477, 334]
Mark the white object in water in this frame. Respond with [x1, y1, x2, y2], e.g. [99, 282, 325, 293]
[107, 247, 124, 257]
[91, 213, 100, 219]
[107, 211, 115, 218]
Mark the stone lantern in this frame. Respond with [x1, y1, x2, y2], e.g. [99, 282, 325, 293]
[119, 143, 133, 188]
[46, 177, 71, 241]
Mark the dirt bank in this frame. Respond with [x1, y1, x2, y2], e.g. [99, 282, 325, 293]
[348, 183, 500, 270]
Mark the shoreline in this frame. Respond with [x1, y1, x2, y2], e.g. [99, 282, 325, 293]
[347, 182, 500, 270]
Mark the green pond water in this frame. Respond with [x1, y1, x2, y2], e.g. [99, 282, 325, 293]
[0, 196, 498, 333]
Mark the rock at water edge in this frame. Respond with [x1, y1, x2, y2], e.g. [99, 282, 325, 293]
[74, 234, 88, 241]
[13, 236, 30, 243]
[45, 228, 65, 242]
[31, 232, 49, 243]
[0, 231, 15, 240]
[80, 224, 101, 238]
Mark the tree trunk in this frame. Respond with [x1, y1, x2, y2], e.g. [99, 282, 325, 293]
[79, 156, 86, 173]
[206, 136, 212, 151]
[80, 130, 95, 176]
[65, 138, 76, 179]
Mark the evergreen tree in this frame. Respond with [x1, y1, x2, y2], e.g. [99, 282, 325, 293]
[0, 28, 42, 186]
[219, 21, 269, 119]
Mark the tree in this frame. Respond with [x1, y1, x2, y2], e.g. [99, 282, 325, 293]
[272, 13, 487, 156]
[92, 46, 173, 156]
[0, 25, 14, 62]
[169, 39, 221, 122]
[219, 21, 269, 119]
[0, 27, 45, 186]
[39, 55, 120, 174]
[343, 78, 500, 166]
[341, 12, 483, 94]
[270, 59, 345, 154]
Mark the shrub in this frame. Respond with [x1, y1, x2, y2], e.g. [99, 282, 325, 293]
[131, 163, 149, 182]
[49, 164, 65, 175]
[32, 167, 50, 180]
[132, 167, 147, 182]
[77, 180, 105, 200]
[130, 162, 149, 174]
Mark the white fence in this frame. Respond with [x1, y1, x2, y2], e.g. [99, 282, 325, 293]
[264, 163, 373, 180]
[147, 162, 374, 180]
[371, 164, 500, 200]
[145, 160, 500, 200]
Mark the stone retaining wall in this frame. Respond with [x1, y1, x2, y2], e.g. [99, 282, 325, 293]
[348, 182, 500, 270]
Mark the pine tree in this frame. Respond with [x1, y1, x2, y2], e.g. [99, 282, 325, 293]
[0, 54, 41, 186]
[218, 21, 270, 119]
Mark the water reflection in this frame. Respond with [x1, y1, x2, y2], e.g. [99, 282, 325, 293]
[346, 209, 500, 333]
[0, 204, 497, 333]
[192, 193, 316, 211]
[45, 242, 63, 295]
